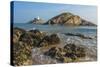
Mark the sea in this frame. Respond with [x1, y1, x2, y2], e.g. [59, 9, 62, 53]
[14, 23, 97, 37]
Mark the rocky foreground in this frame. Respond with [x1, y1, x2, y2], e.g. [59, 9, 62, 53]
[12, 27, 97, 66]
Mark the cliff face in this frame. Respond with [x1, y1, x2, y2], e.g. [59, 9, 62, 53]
[45, 12, 96, 26]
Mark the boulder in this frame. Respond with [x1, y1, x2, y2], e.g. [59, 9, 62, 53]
[28, 29, 45, 40]
[44, 43, 86, 63]
[44, 47, 64, 59]
[12, 28, 46, 65]
[64, 33, 93, 39]
[13, 28, 34, 65]
[12, 27, 61, 65]
[13, 27, 26, 43]
[64, 43, 86, 58]
[37, 34, 60, 47]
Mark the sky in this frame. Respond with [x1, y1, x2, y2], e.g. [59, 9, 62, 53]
[12, 1, 97, 24]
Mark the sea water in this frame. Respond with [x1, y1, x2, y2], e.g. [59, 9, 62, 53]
[14, 23, 97, 36]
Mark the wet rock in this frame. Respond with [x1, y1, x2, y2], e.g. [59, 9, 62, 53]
[28, 29, 42, 36]
[44, 47, 66, 62]
[13, 27, 26, 36]
[32, 48, 57, 64]
[64, 33, 93, 39]
[44, 47, 60, 58]
[50, 34, 60, 44]
[12, 27, 61, 65]
[37, 34, 60, 47]
[13, 42, 33, 66]
[12, 28, 45, 66]
[75, 33, 92, 39]
[19, 33, 33, 44]
[13, 27, 26, 43]
[44, 43, 86, 63]
[64, 43, 86, 58]
[28, 29, 44, 38]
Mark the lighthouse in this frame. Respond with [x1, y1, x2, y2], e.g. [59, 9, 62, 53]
[37, 16, 40, 20]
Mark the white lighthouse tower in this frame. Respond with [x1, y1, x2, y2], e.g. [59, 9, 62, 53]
[37, 16, 40, 20]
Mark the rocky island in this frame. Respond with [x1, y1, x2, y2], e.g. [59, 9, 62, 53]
[28, 12, 96, 26]
[29, 16, 45, 24]
[44, 12, 96, 26]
